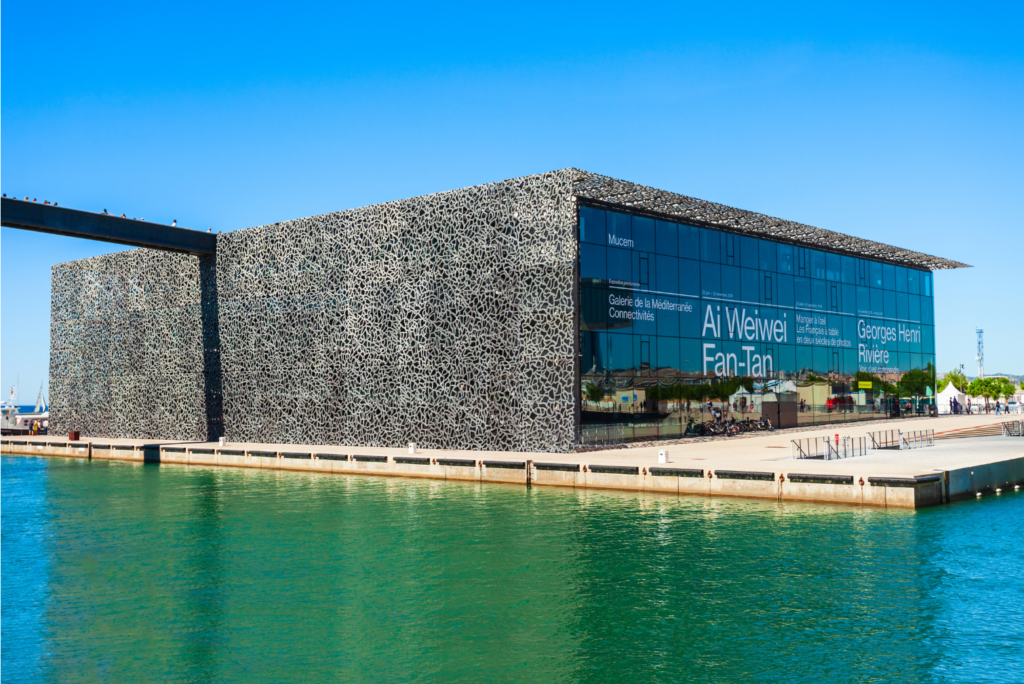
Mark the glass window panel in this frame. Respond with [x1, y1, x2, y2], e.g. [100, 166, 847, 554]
[796, 346, 813, 374]
[655, 337, 679, 378]
[843, 348, 859, 376]
[794, 277, 812, 309]
[607, 211, 632, 248]
[632, 216, 656, 253]
[896, 266, 908, 292]
[777, 243, 794, 274]
[827, 282, 840, 312]
[739, 342, 765, 379]
[607, 247, 633, 285]
[843, 316, 859, 347]
[631, 298, 657, 335]
[812, 346, 830, 375]
[796, 247, 808, 276]
[719, 341, 744, 377]
[739, 236, 758, 269]
[720, 265, 740, 301]
[922, 325, 934, 353]
[909, 294, 921, 322]
[811, 280, 827, 311]
[741, 268, 760, 304]
[699, 300, 722, 340]
[776, 344, 795, 377]
[680, 298, 701, 337]
[897, 352, 911, 373]
[776, 274, 794, 308]
[580, 243, 606, 281]
[654, 295, 680, 336]
[758, 240, 777, 273]
[581, 331, 607, 375]
[679, 225, 700, 259]
[921, 297, 934, 325]
[680, 338, 702, 374]
[856, 258, 869, 285]
[656, 336, 679, 376]
[580, 286, 610, 331]
[882, 263, 896, 290]
[781, 309, 795, 344]
[701, 263, 721, 299]
[679, 259, 700, 297]
[870, 288, 885, 318]
[870, 261, 883, 288]
[883, 290, 897, 319]
[856, 286, 871, 316]
[842, 283, 856, 314]
[897, 292, 909, 320]
[907, 269, 920, 295]
[923, 272, 932, 297]
[810, 250, 826, 279]
[841, 256, 856, 284]
[700, 228, 721, 263]
[655, 220, 678, 257]
[910, 353, 923, 373]
[579, 206, 606, 245]
[608, 333, 633, 375]
[633, 251, 654, 289]
[655, 254, 678, 294]
[635, 335, 655, 376]
[761, 272, 774, 304]
[722, 233, 738, 266]
[901, 323, 922, 353]
[826, 253, 841, 281]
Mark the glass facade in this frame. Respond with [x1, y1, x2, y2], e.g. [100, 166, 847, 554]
[578, 205, 937, 444]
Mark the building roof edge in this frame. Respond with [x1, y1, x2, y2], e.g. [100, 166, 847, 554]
[564, 168, 970, 271]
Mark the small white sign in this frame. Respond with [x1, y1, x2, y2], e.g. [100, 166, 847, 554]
[658, 450, 668, 464]
[408, 443, 417, 455]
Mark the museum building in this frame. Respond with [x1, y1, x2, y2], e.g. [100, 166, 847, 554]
[49, 170, 967, 452]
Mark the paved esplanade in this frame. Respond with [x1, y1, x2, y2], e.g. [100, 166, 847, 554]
[5, 415, 1021, 508]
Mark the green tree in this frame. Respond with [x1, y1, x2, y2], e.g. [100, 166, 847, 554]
[966, 377, 999, 410]
[993, 377, 1017, 401]
[937, 368, 968, 393]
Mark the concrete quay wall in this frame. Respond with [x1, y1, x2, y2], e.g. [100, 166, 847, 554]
[6, 437, 1022, 509]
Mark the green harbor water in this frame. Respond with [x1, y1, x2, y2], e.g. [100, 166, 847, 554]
[3, 455, 1023, 683]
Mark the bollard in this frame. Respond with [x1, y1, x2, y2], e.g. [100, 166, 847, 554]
[408, 442, 417, 455]
[658, 449, 668, 464]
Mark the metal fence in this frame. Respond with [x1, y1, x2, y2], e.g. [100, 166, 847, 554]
[867, 429, 934, 450]
[792, 436, 867, 460]
[1003, 421, 1023, 437]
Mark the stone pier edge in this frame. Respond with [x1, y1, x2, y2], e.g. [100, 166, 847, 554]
[5, 438, 1023, 509]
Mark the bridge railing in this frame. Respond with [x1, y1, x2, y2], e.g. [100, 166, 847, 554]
[1003, 421, 1023, 437]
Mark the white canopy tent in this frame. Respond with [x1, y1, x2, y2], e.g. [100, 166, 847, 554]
[936, 381, 966, 414]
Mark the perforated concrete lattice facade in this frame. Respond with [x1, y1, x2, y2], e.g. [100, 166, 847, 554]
[48, 168, 967, 451]
[215, 170, 578, 451]
[49, 249, 222, 441]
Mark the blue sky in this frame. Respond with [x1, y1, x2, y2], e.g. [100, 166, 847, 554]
[3, 1, 1022, 399]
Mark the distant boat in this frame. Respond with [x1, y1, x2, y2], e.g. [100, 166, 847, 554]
[1, 381, 49, 435]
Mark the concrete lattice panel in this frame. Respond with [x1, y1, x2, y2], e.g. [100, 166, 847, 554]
[49, 249, 221, 440]
[216, 169, 577, 452]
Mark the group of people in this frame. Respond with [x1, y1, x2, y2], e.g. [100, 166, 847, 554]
[949, 397, 970, 414]
[949, 397, 1018, 415]
[28, 419, 47, 435]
